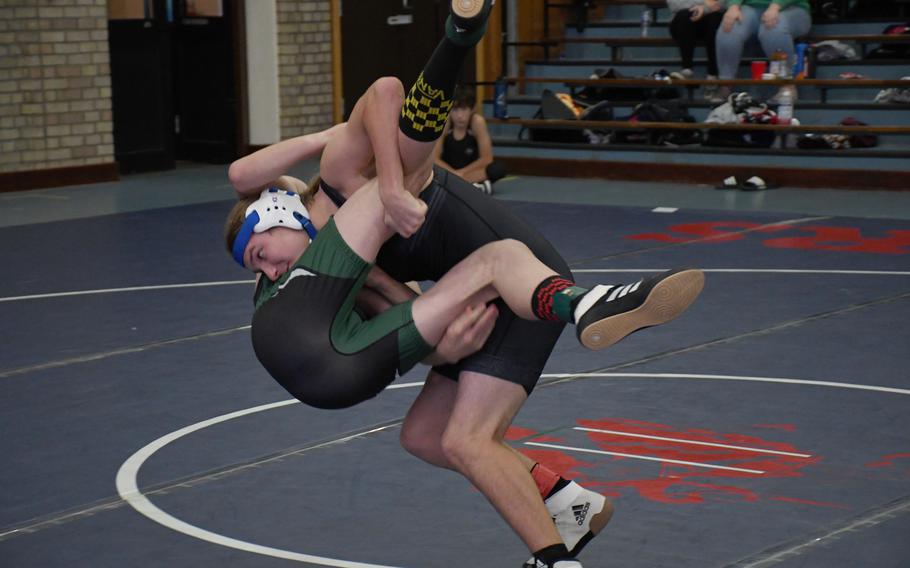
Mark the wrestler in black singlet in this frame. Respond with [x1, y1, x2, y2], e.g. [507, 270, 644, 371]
[250, 219, 432, 410]
[441, 127, 479, 170]
[322, 167, 571, 394]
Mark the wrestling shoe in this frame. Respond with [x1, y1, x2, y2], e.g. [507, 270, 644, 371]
[522, 483, 613, 567]
[450, 0, 495, 35]
[473, 179, 493, 195]
[574, 268, 704, 350]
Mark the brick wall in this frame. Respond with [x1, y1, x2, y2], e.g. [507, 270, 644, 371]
[0, 0, 114, 175]
[275, 0, 333, 138]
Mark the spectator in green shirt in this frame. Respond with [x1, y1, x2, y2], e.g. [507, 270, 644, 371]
[714, 0, 812, 101]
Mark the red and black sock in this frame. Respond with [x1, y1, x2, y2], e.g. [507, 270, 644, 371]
[531, 275, 588, 323]
[531, 462, 571, 500]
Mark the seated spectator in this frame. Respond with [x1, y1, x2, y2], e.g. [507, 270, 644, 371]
[715, 0, 812, 101]
[667, 0, 726, 100]
[433, 86, 505, 194]
[574, 0, 593, 32]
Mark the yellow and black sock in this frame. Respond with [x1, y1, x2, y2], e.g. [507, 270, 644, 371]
[398, 38, 469, 142]
[398, 2, 492, 142]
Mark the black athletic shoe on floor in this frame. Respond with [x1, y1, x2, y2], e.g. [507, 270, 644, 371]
[450, 0, 495, 34]
[574, 268, 705, 350]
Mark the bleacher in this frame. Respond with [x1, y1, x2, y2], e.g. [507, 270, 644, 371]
[485, 1, 910, 190]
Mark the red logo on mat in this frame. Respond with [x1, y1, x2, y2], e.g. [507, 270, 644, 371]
[510, 418, 850, 509]
[627, 221, 910, 254]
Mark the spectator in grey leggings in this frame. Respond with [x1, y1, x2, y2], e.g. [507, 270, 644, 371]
[714, 0, 812, 101]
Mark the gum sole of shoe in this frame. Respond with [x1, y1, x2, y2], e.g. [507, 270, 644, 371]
[452, 0, 485, 18]
[580, 269, 705, 350]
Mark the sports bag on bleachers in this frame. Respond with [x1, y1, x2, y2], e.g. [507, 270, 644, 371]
[796, 116, 879, 149]
[703, 92, 777, 148]
[610, 99, 701, 146]
[574, 68, 680, 104]
[524, 89, 614, 144]
[867, 23, 910, 59]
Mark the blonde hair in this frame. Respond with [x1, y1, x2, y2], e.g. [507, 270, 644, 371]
[222, 175, 319, 257]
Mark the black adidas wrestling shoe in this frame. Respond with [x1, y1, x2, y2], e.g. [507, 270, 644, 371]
[574, 268, 705, 351]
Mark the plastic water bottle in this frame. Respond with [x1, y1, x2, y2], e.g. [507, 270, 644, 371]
[793, 43, 808, 79]
[640, 9, 652, 38]
[769, 49, 787, 78]
[777, 86, 794, 125]
[493, 76, 508, 119]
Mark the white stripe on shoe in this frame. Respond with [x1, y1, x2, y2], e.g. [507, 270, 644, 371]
[572, 285, 612, 324]
[573, 280, 642, 324]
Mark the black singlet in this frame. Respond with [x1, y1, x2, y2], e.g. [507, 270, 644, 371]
[441, 128, 480, 170]
[321, 167, 571, 394]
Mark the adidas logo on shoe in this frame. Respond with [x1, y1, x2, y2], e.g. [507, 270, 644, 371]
[572, 502, 590, 526]
[524, 482, 614, 567]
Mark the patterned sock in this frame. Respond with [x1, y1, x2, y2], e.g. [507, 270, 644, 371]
[531, 275, 589, 323]
[398, 38, 469, 142]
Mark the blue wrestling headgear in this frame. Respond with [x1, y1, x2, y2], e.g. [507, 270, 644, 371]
[232, 187, 318, 267]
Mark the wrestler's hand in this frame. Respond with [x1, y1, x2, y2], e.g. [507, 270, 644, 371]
[382, 189, 428, 238]
[761, 3, 780, 29]
[721, 4, 741, 33]
[433, 303, 499, 364]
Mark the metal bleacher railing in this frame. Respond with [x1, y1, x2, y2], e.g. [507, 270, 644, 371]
[489, 1, 910, 157]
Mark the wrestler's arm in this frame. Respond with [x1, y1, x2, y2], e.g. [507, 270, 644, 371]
[318, 77, 427, 237]
[228, 123, 346, 198]
[424, 301, 498, 365]
[432, 122, 456, 171]
[361, 267, 420, 312]
[359, 267, 497, 365]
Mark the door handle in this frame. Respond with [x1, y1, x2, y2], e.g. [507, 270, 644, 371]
[386, 14, 413, 26]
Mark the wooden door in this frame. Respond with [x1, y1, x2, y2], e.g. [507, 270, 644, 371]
[107, 0, 244, 172]
[341, 0, 474, 119]
[108, 0, 175, 173]
[173, 0, 244, 163]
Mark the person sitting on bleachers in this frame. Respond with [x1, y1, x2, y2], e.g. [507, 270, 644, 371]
[715, 0, 812, 101]
[433, 86, 505, 195]
[667, 0, 726, 99]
